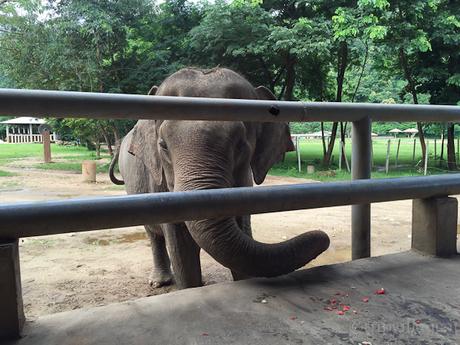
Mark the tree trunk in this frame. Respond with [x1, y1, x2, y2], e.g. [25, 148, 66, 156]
[336, 42, 348, 103]
[96, 140, 101, 159]
[104, 133, 113, 156]
[447, 123, 456, 170]
[111, 125, 121, 145]
[399, 48, 426, 162]
[323, 41, 348, 167]
[100, 127, 113, 156]
[323, 122, 338, 166]
[351, 42, 369, 103]
[283, 54, 296, 101]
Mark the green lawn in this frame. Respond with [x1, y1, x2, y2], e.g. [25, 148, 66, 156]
[33, 161, 111, 173]
[0, 143, 100, 160]
[271, 138, 456, 181]
[0, 143, 111, 173]
[0, 139, 455, 181]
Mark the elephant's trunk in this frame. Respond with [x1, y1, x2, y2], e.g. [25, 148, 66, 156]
[185, 216, 330, 278]
[174, 147, 329, 277]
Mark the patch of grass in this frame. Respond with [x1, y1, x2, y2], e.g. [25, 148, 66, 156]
[105, 184, 126, 191]
[33, 162, 83, 172]
[270, 166, 434, 182]
[25, 238, 58, 248]
[33, 161, 111, 173]
[0, 143, 112, 174]
[0, 143, 109, 166]
[270, 138, 456, 181]
[0, 169, 16, 177]
[0, 180, 20, 190]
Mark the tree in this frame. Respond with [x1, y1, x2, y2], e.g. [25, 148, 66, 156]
[0, 0, 161, 146]
[416, 0, 460, 170]
[189, 1, 332, 100]
[321, 0, 389, 166]
[366, 0, 446, 163]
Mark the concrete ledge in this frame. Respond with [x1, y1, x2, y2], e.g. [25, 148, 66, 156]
[7, 251, 460, 345]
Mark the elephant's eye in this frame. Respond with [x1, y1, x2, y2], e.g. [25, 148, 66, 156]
[159, 138, 168, 150]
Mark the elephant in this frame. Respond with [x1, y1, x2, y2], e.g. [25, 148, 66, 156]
[109, 67, 330, 289]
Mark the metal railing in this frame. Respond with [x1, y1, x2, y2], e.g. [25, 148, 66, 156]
[0, 88, 459, 122]
[1, 174, 460, 239]
[0, 88, 459, 340]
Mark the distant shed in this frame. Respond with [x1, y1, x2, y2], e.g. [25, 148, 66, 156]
[1, 117, 55, 143]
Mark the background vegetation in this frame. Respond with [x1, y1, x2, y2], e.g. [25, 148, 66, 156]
[0, 0, 459, 173]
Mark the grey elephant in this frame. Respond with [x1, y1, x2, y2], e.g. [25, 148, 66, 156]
[109, 67, 330, 289]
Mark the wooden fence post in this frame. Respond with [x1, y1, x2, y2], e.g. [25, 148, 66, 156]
[385, 139, 391, 174]
[395, 139, 401, 167]
[43, 131, 51, 163]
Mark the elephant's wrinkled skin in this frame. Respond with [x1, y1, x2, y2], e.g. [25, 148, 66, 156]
[110, 67, 330, 289]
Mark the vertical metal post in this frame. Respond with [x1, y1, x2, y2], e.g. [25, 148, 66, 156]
[0, 240, 24, 339]
[352, 117, 372, 260]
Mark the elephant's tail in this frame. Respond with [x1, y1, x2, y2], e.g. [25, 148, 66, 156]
[109, 147, 124, 185]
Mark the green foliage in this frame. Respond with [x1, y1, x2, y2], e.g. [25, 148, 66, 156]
[0, 0, 458, 164]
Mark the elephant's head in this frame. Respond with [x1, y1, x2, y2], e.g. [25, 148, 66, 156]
[130, 68, 329, 278]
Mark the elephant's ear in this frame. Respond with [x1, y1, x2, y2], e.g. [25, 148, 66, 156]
[250, 86, 295, 185]
[129, 120, 164, 186]
[127, 85, 163, 185]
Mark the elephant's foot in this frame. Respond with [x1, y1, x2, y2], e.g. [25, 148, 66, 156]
[148, 271, 173, 288]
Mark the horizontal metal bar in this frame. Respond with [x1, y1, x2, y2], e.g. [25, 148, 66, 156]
[1, 174, 459, 239]
[1, 88, 459, 122]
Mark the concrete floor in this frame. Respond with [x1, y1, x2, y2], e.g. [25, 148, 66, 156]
[7, 251, 460, 345]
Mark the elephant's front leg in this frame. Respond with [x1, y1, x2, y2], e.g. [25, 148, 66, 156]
[162, 223, 202, 289]
[145, 225, 173, 288]
[231, 215, 252, 281]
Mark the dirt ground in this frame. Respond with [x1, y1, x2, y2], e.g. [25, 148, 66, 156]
[1, 157, 459, 319]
